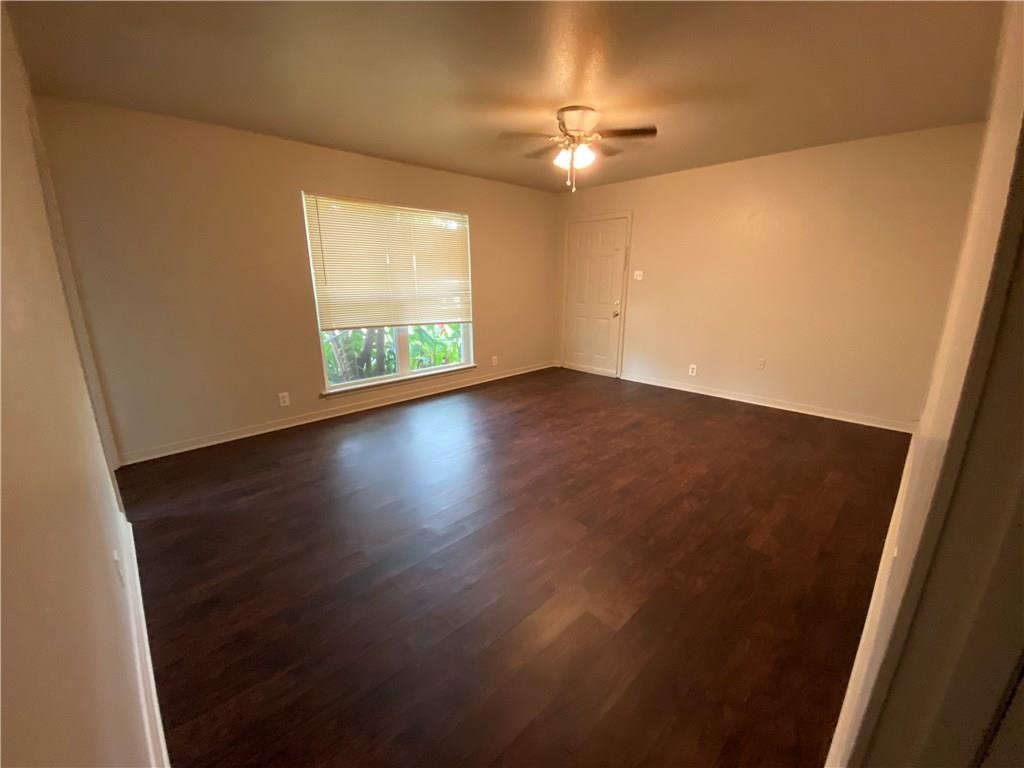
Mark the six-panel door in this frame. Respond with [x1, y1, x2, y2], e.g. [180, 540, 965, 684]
[564, 217, 628, 376]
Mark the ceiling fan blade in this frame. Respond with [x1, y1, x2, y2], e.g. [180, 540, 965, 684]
[600, 126, 658, 139]
[499, 130, 556, 140]
[594, 143, 623, 157]
[523, 145, 554, 160]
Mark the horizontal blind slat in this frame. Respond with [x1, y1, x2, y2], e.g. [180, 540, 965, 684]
[303, 194, 473, 330]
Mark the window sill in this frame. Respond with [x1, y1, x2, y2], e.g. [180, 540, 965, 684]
[319, 363, 478, 398]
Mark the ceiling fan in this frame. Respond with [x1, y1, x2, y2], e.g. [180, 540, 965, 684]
[502, 105, 658, 191]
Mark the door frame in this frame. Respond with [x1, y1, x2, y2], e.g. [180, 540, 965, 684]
[561, 211, 634, 378]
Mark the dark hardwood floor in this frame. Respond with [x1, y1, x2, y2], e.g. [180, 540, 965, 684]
[118, 368, 910, 767]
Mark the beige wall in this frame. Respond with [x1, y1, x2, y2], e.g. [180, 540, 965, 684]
[561, 124, 984, 429]
[36, 99, 562, 463]
[1, 14, 161, 767]
[832, 4, 1024, 765]
[37, 98, 983, 459]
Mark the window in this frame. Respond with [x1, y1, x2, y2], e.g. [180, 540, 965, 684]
[319, 323, 470, 388]
[303, 194, 473, 391]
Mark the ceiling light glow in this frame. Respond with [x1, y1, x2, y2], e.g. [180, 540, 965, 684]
[553, 144, 596, 170]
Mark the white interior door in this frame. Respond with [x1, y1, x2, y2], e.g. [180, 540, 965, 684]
[563, 216, 629, 376]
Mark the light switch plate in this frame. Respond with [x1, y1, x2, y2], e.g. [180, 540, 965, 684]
[633, 270, 644, 281]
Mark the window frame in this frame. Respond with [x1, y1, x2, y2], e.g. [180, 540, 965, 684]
[301, 193, 475, 396]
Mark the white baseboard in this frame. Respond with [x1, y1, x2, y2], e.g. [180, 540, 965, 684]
[121, 362, 912, 464]
[121, 362, 559, 465]
[119, 519, 170, 766]
[621, 372, 917, 433]
[562, 362, 617, 377]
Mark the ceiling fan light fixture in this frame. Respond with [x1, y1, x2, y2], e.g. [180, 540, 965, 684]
[553, 143, 596, 170]
[502, 105, 657, 191]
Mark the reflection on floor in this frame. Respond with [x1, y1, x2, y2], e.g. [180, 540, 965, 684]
[118, 368, 909, 768]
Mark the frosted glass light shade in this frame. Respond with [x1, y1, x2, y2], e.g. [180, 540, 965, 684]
[553, 144, 596, 170]
[574, 144, 596, 168]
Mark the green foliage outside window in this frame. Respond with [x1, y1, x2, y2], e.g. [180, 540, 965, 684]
[409, 323, 463, 371]
[321, 323, 465, 388]
[321, 327, 397, 386]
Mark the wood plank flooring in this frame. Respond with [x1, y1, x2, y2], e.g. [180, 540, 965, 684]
[118, 368, 910, 767]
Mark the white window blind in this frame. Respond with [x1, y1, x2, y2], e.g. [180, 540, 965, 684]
[303, 194, 473, 331]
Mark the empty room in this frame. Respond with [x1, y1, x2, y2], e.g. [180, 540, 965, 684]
[3, 2, 1022, 767]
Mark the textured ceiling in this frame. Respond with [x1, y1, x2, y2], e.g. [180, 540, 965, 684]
[9, 1, 1004, 191]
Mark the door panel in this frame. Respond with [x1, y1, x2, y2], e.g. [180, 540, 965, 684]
[564, 217, 628, 376]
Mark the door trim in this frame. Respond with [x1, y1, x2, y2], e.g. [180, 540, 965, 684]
[561, 212, 634, 378]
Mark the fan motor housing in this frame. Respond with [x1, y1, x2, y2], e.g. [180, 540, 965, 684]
[557, 105, 600, 136]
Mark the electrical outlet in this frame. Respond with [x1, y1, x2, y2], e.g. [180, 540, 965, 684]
[278, 391, 290, 407]
[633, 270, 644, 281]
[491, 355, 498, 366]
[688, 364, 697, 376]
[758, 358, 767, 370]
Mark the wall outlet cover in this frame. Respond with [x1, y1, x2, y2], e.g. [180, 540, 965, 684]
[688, 364, 697, 376]
[278, 392, 291, 407]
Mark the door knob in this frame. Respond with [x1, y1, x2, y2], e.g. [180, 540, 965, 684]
[612, 310, 620, 318]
